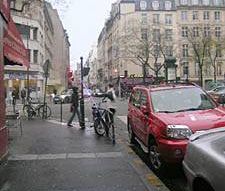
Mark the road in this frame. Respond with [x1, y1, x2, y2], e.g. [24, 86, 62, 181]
[49, 97, 189, 191]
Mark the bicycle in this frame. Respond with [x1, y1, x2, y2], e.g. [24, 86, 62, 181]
[92, 98, 116, 144]
[23, 97, 51, 119]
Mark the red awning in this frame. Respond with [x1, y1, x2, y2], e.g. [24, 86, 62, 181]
[0, 0, 10, 22]
[3, 15, 29, 68]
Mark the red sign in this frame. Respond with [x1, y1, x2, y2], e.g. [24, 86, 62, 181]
[3, 15, 29, 68]
[0, 0, 10, 22]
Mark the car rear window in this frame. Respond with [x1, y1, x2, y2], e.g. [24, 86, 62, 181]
[151, 87, 216, 113]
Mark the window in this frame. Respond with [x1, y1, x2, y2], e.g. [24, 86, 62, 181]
[141, 28, 148, 40]
[155, 63, 163, 75]
[152, 1, 160, 10]
[182, 26, 188, 37]
[15, 24, 30, 39]
[202, 0, 210, 5]
[205, 63, 211, 76]
[215, 27, 221, 38]
[214, 0, 222, 6]
[216, 45, 222, 57]
[192, 0, 199, 5]
[182, 44, 189, 57]
[154, 45, 160, 56]
[182, 62, 189, 77]
[217, 62, 222, 75]
[153, 14, 160, 24]
[153, 29, 160, 41]
[165, 1, 172, 10]
[165, 29, 173, 40]
[180, 0, 188, 5]
[204, 26, 210, 37]
[181, 11, 188, 21]
[165, 14, 172, 25]
[140, 0, 147, 10]
[165, 46, 173, 56]
[10, 0, 16, 8]
[193, 27, 199, 37]
[141, 13, 147, 24]
[215, 11, 221, 21]
[33, 28, 38, 40]
[203, 11, 209, 20]
[195, 63, 199, 76]
[193, 11, 198, 20]
[33, 50, 38, 63]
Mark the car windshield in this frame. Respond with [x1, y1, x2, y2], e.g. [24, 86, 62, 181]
[151, 87, 216, 113]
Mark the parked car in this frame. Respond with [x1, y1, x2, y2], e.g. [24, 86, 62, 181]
[53, 89, 73, 104]
[127, 82, 225, 171]
[207, 86, 225, 101]
[83, 88, 93, 98]
[183, 127, 225, 191]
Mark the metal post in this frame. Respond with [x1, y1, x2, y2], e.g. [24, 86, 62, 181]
[80, 57, 85, 129]
[60, 98, 63, 123]
[43, 62, 49, 119]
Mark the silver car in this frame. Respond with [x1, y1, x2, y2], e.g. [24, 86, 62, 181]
[183, 128, 225, 191]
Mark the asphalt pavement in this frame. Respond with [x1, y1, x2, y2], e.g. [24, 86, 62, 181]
[0, 99, 169, 191]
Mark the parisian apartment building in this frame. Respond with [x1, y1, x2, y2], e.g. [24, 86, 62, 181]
[4, 0, 70, 98]
[94, 0, 225, 89]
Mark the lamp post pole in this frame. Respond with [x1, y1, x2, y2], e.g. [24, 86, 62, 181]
[80, 57, 85, 129]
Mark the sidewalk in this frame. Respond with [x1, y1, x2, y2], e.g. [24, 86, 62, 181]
[0, 119, 169, 191]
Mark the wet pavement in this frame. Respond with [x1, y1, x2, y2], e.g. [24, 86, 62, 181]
[0, 118, 168, 191]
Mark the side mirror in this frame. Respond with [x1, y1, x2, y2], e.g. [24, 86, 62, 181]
[217, 94, 225, 105]
[140, 105, 149, 116]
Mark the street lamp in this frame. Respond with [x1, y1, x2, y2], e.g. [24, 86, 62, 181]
[165, 57, 177, 83]
[80, 57, 85, 129]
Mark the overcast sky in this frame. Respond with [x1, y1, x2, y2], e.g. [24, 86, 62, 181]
[60, 0, 117, 70]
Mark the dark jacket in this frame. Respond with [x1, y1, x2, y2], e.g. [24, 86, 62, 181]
[71, 92, 79, 108]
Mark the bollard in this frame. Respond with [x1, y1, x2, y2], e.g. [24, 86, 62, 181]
[60, 98, 63, 123]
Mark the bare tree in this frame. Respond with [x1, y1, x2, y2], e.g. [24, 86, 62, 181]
[207, 37, 225, 82]
[119, 19, 175, 83]
[186, 25, 210, 87]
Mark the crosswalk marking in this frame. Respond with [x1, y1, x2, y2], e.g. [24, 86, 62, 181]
[9, 152, 123, 161]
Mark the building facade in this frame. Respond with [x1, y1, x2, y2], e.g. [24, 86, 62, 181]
[96, 0, 225, 88]
[6, 0, 45, 97]
[5, 0, 70, 98]
[46, 2, 70, 93]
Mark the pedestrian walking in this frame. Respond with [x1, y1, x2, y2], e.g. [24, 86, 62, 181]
[67, 86, 80, 127]
[12, 88, 17, 113]
[21, 88, 26, 105]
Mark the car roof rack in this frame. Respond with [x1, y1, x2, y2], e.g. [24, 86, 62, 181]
[135, 80, 199, 89]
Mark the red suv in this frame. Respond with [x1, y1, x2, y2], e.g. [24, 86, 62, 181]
[127, 83, 225, 171]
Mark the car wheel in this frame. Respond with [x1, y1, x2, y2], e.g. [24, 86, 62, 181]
[148, 140, 165, 172]
[128, 120, 136, 144]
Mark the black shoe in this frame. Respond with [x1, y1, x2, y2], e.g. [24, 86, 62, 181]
[67, 124, 73, 127]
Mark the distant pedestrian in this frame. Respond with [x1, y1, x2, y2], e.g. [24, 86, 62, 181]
[12, 88, 17, 113]
[21, 88, 26, 105]
[67, 86, 80, 127]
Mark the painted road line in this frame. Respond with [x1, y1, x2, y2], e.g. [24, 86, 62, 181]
[8, 152, 123, 161]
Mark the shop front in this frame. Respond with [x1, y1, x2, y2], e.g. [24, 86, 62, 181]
[0, 0, 10, 161]
[0, 0, 29, 162]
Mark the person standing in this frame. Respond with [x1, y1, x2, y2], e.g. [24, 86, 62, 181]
[21, 88, 26, 105]
[67, 86, 80, 127]
[12, 88, 17, 113]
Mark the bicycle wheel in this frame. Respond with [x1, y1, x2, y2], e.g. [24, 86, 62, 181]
[23, 105, 34, 118]
[38, 105, 51, 119]
[94, 118, 106, 136]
